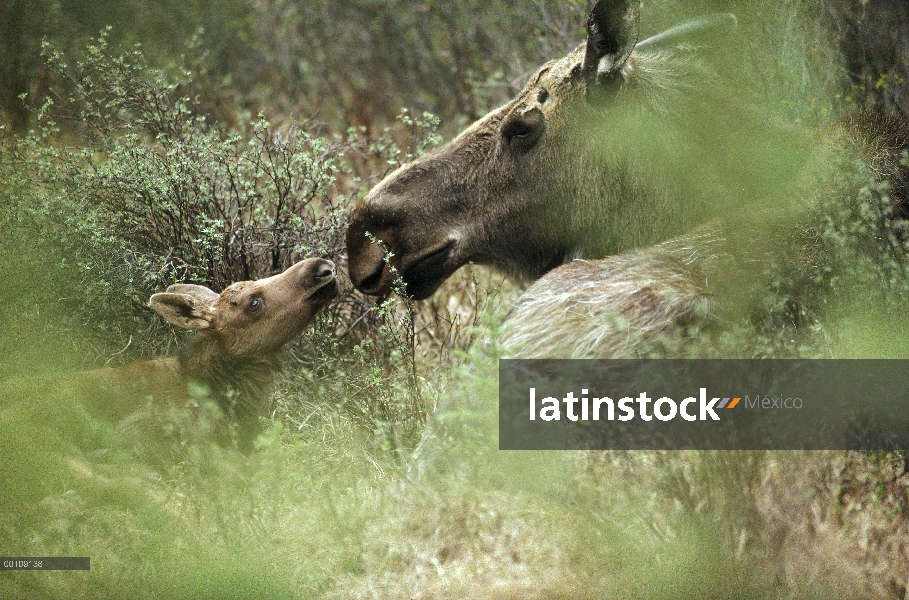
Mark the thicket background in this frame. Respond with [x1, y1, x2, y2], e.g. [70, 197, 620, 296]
[2, 1, 909, 598]
[2, 0, 908, 135]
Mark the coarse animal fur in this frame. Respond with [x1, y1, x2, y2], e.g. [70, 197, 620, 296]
[346, 0, 909, 358]
[0, 258, 337, 455]
[341, 4, 909, 594]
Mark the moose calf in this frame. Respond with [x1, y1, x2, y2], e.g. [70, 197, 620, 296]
[2, 257, 337, 455]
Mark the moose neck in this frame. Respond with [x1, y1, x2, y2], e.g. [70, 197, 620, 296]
[543, 136, 709, 264]
[560, 82, 819, 265]
[177, 333, 282, 419]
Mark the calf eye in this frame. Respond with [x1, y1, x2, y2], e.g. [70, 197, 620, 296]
[247, 297, 263, 313]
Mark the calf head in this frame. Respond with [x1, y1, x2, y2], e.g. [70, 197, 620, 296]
[150, 258, 338, 358]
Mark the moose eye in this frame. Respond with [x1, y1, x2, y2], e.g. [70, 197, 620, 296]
[502, 107, 545, 154]
[507, 121, 533, 138]
[247, 297, 263, 313]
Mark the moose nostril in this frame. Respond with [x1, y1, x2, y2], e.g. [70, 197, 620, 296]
[313, 260, 335, 281]
[358, 262, 384, 292]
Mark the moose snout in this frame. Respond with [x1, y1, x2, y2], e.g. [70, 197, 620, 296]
[350, 247, 386, 294]
[295, 258, 338, 304]
[312, 259, 335, 282]
[346, 217, 390, 295]
[299, 258, 336, 286]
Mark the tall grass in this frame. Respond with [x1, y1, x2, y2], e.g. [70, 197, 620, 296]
[1, 1, 908, 599]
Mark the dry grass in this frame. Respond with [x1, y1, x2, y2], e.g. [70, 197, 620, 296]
[3, 2, 909, 598]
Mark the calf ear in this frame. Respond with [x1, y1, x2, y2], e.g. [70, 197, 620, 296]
[581, 0, 639, 97]
[150, 293, 216, 330]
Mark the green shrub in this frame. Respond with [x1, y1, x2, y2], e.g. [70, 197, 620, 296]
[0, 32, 473, 443]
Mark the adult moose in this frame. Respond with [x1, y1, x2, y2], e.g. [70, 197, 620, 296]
[346, 0, 909, 356]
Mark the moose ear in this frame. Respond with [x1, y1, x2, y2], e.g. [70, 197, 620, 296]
[150, 293, 216, 330]
[581, 0, 640, 97]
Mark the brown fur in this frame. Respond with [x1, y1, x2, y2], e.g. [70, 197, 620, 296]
[345, 1, 722, 300]
[343, 4, 909, 594]
[501, 229, 722, 358]
[2, 258, 337, 454]
[507, 109, 909, 358]
[849, 109, 909, 223]
[346, 1, 909, 359]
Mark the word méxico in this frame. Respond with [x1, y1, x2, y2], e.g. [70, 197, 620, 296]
[528, 388, 741, 422]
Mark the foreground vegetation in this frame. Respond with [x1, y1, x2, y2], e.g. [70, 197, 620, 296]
[2, 1, 909, 598]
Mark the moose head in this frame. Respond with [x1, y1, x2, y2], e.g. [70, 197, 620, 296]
[346, 1, 744, 299]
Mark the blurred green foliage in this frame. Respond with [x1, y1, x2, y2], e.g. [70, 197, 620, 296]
[0, 0, 593, 134]
[0, 1, 908, 598]
[4, 0, 906, 136]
